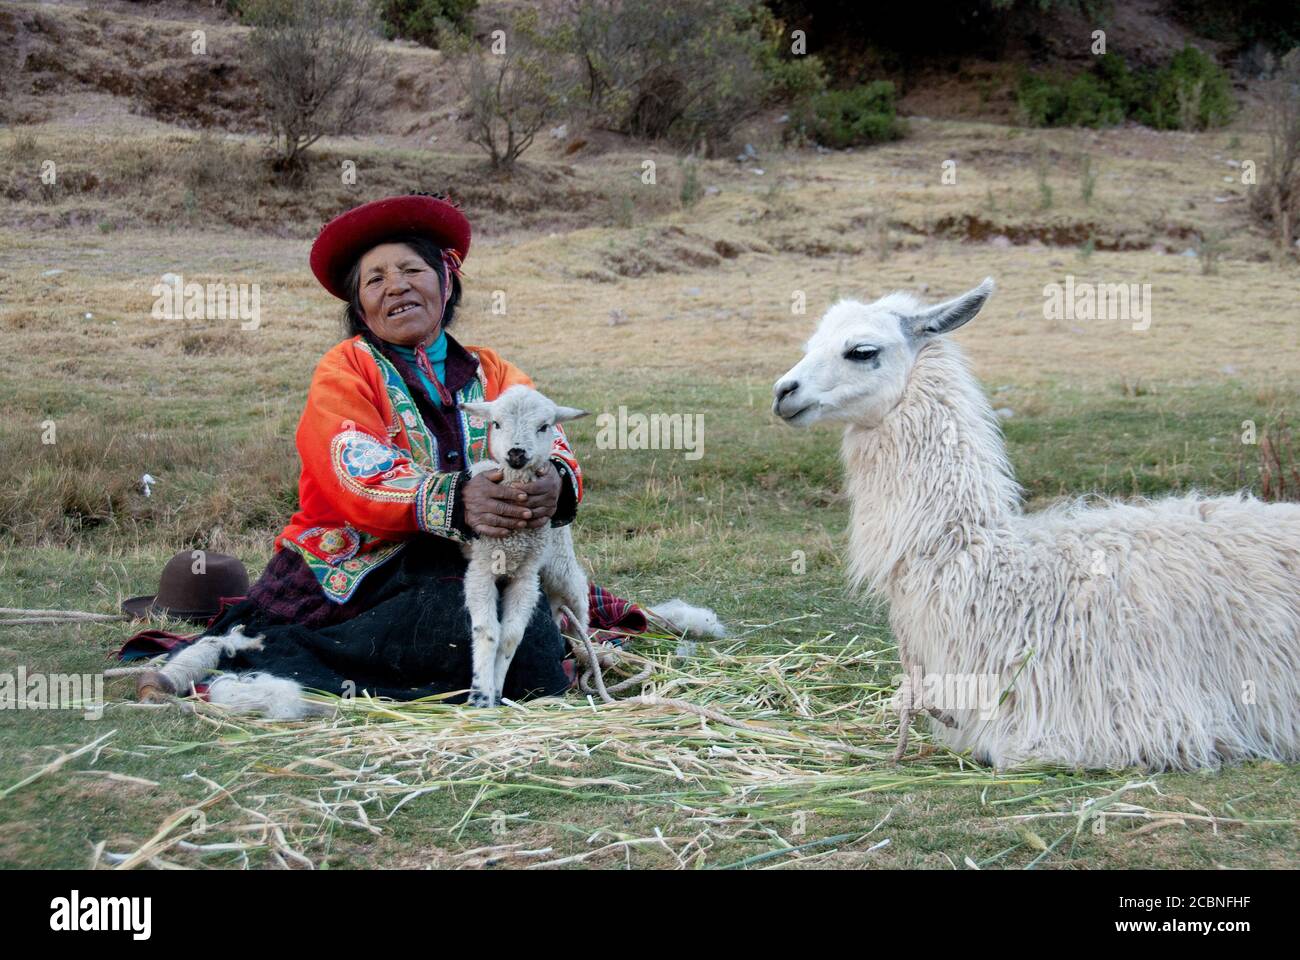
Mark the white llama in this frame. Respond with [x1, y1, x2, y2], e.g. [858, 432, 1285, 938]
[459, 386, 590, 707]
[773, 278, 1300, 770]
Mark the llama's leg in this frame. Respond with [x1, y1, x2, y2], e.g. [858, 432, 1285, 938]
[540, 528, 589, 634]
[463, 562, 500, 707]
[540, 565, 567, 628]
[892, 669, 916, 762]
[493, 567, 542, 702]
[544, 535, 620, 697]
[924, 706, 958, 729]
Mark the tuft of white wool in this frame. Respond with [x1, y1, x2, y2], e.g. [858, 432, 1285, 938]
[206, 672, 322, 719]
[156, 627, 324, 719]
[648, 599, 728, 638]
[158, 626, 265, 694]
[777, 281, 1300, 771]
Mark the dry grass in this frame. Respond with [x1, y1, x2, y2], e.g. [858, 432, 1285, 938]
[3, 112, 1293, 396]
[1, 0, 1297, 869]
[75, 627, 1288, 870]
[40, 624, 1290, 870]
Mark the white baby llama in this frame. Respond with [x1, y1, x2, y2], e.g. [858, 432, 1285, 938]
[773, 278, 1300, 771]
[459, 385, 590, 707]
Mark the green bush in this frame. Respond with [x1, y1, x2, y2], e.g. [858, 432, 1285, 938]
[1017, 70, 1124, 127]
[379, 0, 476, 46]
[1143, 45, 1235, 130]
[679, 157, 702, 208]
[763, 53, 829, 102]
[571, 0, 775, 152]
[1060, 73, 1126, 126]
[1016, 73, 1061, 127]
[1092, 51, 1150, 114]
[754, 6, 828, 102]
[796, 82, 905, 149]
[1018, 49, 1234, 130]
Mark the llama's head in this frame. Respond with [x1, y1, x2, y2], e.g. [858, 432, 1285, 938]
[460, 385, 586, 472]
[772, 278, 994, 428]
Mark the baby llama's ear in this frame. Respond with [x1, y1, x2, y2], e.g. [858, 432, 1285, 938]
[459, 401, 492, 418]
[553, 406, 589, 423]
[907, 277, 995, 338]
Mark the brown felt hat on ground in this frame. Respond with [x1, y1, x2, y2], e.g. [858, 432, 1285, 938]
[121, 550, 250, 623]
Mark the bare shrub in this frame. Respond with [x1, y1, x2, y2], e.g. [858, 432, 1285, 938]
[243, 0, 388, 178]
[1196, 228, 1226, 274]
[1259, 417, 1300, 502]
[442, 9, 577, 169]
[1251, 48, 1300, 254]
[5, 129, 41, 160]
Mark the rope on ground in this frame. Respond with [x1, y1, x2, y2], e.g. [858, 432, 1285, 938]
[0, 608, 127, 627]
[559, 604, 652, 704]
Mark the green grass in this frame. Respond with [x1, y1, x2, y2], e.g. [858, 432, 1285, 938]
[1, 369, 1296, 869]
[3, 0, 1296, 870]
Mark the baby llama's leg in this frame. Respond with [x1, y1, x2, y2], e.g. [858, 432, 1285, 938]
[463, 558, 501, 707]
[540, 527, 589, 633]
[494, 563, 544, 703]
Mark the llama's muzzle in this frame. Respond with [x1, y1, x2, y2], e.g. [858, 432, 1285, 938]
[772, 378, 806, 421]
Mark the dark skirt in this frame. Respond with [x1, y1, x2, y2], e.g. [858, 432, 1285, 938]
[203, 535, 570, 703]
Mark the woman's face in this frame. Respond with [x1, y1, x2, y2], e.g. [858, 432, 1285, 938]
[356, 242, 445, 347]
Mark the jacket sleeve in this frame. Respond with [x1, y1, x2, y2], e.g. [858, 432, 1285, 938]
[297, 345, 467, 542]
[547, 424, 582, 526]
[477, 347, 584, 518]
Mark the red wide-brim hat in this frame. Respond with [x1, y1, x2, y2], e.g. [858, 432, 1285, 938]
[309, 194, 472, 301]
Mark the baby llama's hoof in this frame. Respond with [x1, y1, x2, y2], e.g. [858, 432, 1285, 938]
[135, 670, 178, 703]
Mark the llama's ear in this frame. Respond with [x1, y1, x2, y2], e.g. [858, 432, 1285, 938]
[907, 277, 995, 338]
[460, 401, 492, 418]
[553, 406, 588, 423]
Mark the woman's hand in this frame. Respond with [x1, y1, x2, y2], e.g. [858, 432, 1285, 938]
[462, 464, 562, 538]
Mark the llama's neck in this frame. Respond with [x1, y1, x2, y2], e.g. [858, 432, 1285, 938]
[843, 338, 1021, 597]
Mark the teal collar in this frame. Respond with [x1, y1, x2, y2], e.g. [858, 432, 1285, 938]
[391, 330, 447, 362]
[390, 331, 448, 407]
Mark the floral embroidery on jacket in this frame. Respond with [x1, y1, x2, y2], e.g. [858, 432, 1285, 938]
[330, 430, 424, 501]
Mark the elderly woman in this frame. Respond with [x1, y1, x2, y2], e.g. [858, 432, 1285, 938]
[139, 193, 587, 705]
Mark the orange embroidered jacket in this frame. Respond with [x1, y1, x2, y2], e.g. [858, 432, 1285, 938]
[276, 334, 582, 603]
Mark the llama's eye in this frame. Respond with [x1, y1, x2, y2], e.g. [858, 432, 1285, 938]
[845, 346, 880, 362]
[538, 423, 550, 433]
[491, 420, 501, 430]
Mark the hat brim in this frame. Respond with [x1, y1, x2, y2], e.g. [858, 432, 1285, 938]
[121, 595, 218, 624]
[310, 195, 472, 301]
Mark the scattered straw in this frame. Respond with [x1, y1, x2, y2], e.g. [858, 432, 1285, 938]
[55, 625, 1293, 869]
[0, 730, 117, 801]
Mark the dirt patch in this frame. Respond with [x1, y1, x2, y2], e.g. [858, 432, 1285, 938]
[931, 213, 1154, 250]
[584, 226, 719, 280]
[180, 329, 240, 355]
[0, 131, 634, 240]
[8, 6, 262, 131]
